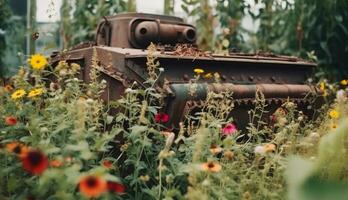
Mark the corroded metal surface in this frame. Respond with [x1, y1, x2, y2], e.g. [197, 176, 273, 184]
[51, 13, 320, 129]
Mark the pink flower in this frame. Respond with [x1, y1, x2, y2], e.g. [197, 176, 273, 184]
[155, 113, 170, 123]
[222, 123, 237, 136]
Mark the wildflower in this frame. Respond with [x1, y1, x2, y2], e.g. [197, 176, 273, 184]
[336, 89, 346, 102]
[5, 116, 17, 126]
[107, 181, 126, 194]
[139, 175, 150, 182]
[254, 145, 266, 155]
[124, 88, 135, 94]
[49, 82, 60, 92]
[194, 68, 204, 74]
[154, 112, 170, 123]
[223, 150, 234, 161]
[4, 85, 13, 92]
[50, 159, 63, 168]
[29, 54, 48, 70]
[319, 82, 325, 91]
[201, 162, 222, 173]
[329, 110, 339, 119]
[6, 142, 28, 158]
[79, 175, 107, 198]
[28, 88, 44, 98]
[21, 150, 48, 175]
[221, 123, 237, 136]
[204, 73, 213, 79]
[340, 79, 348, 86]
[11, 89, 26, 100]
[331, 123, 337, 129]
[264, 143, 276, 153]
[102, 160, 113, 169]
[209, 144, 222, 155]
[159, 67, 164, 72]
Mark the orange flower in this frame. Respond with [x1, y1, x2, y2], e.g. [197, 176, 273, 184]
[6, 142, 29, 158]
[50, 159, 63, 168]
[102, 160, 113, 169]
[5, 116, 17, 126]
[21, 150, 48, 175]
[79, 175, 107, 198]
[264, 143, 276, 153]
[223, 150, 234, 161]
[209, 144, 222, 155]
[201, 162, 222, 173]
[4, 85, 13, 92]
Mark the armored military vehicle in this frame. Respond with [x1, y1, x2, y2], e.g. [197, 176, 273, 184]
[51, 13, 319, 128]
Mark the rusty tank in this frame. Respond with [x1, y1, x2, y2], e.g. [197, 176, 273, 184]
[51, 13, 320, 129]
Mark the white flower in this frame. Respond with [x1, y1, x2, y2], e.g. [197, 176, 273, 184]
[159, 67, 164, 72]
[86, 98, 94, 104]
[101, 79, 107, 84]
[125, 88, 134, 93]
[254, 145, 266, 155]
[336, 89, 346, 102]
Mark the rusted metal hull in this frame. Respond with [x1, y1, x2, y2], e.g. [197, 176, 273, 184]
[51, 13, 320, 129]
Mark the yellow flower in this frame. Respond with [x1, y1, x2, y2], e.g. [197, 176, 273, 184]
[319, 82, 325, 91]
[28, 88, 44, 98]
[29, 54, 48, 70]
[200, 162, 222, 173]
[340, 80, 348, 86]
[11, 89, 26, 100]
[204, 73, 213, 79]
[194, 68, 204, 74]
[329, 110, 339, 119]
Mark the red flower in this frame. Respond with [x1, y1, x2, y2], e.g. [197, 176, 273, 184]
[222, 123, 237, 136]
[21, 150, 48, 175]
[5, 116, 17, 126]
[155, 112, 169, 123]
[102, 160, 113, 169]
[79, 175, 107, 198]
[107, 181, 125, 194]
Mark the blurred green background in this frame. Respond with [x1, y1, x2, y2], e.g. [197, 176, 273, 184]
[0, 0, 347, 79]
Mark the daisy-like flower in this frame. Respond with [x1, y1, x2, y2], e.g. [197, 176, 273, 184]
[254, 145, 266, 155]
[107, 181, 126, 194]
[4, 85, 13, 92]
[102, 160, 113, 169]
[194, 68, 204, 74]
[79, 175, 107, 198]
[154, 112, 170, 123]
[28, 88, 44, 98]
[264, 143, 276, 153]
[11, 89, 26, 100]
[49, 159, 63, 168]
[200, 162, 222, 173]
[21, 150, 48, 175]
[209, 144, 222, 155]
[29, 54, 48, 70]
[204, 73, 213, 79]
[6, 142, 28, 158]
[5, 116, 17, 126]
[329, 110, 339, 119]
[223, 150, 234, 161]
[340, 79, 348, 86]
[221, 123, 237, 136]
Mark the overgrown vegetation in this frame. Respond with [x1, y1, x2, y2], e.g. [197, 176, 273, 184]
[1, 44, 348, 199]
